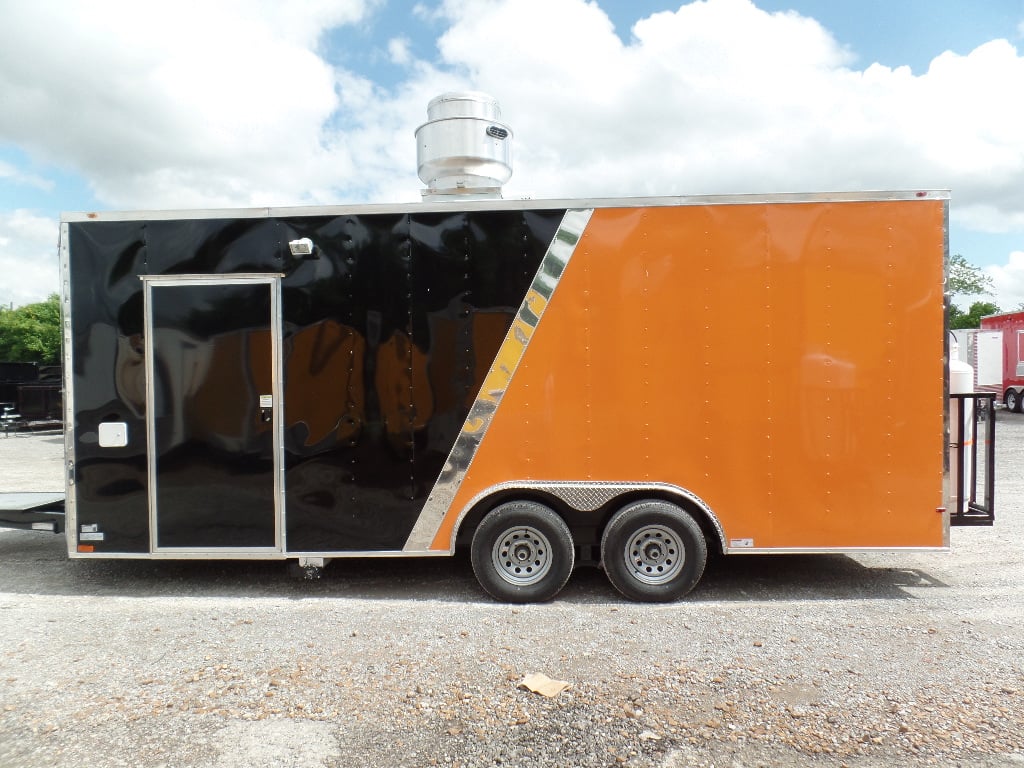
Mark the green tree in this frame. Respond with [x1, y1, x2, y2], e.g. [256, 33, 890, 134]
[948, 253, 994, 296]
[949, 300, 1000, 330]
[947, 255, 999, 328]
[0, 294, 61, 364]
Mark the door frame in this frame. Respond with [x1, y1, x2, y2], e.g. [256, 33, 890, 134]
[142, 274, 285, 556]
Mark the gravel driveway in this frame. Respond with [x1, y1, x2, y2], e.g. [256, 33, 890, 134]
[1, 417, 1022, 767]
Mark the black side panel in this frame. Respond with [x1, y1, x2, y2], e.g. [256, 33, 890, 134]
[276, 213, 412, 551]
[150, 282, 276, 548]
[280, 209, 565, 551]
[68, 221, 150, 552]
[68, 209, 565, 554]
[145, 218, 283, 275]
[68, 217, 283, 553]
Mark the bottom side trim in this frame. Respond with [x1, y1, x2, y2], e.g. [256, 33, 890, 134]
[66, 545, 951, 560]
[724, 546, 951, 555]
[68, 549, 454, 560]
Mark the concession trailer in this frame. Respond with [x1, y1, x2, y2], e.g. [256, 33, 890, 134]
[951, 310, 1024, 413]
[977, 310, 1024, 413]
[1, 93, 995, 602]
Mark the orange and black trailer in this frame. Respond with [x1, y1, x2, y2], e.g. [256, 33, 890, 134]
[42, 191, 993, 601]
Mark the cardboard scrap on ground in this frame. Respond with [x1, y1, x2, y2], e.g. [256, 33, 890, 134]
[519, 673, 571, 697]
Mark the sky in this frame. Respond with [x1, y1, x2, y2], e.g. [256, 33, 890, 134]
[2, 0, 1023, 310]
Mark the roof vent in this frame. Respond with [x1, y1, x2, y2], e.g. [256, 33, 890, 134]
[415, 92, 512, 201]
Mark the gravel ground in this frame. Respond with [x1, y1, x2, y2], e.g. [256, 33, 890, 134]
[0, 417, 1022, 767]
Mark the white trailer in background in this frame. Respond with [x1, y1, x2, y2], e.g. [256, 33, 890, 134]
[956, 311, 1024, 412]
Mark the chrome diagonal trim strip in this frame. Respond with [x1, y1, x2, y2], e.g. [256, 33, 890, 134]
[403, 208, 594, 551]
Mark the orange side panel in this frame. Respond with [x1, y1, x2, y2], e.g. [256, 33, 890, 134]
[432, 201, 946, 550]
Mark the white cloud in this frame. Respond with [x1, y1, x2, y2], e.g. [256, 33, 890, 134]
[0, 0, 372, 209]
[0, 160, 53, 192]
[6, 0, 1023, 208]
[419, 0, 1024, 213]
[0, 211, 59, 308]
[413, 2, 446, 23]
[989, 252, 1024, 311]
[388, 37, 414, 66]
[3, 0, 1024, 308]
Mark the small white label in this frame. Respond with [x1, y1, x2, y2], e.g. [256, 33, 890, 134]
[80, 532, 105, 541]
[730, 538, 754, 548]
[259, 395, 273, 409]
[80, 524, 99, 533]
[98, 422, 128, 448]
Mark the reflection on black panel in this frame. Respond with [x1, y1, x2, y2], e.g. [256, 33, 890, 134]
[69, 220, 150, 552]
[280, 209, 565, 551]
[66, 208, 566, 554]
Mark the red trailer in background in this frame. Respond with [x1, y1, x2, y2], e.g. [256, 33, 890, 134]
[978, 310, 1024, 412]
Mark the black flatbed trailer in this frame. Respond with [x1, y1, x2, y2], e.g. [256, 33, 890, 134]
[0, 492, 65, 533]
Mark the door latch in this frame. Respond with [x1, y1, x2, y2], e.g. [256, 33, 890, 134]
[259, 394, 273, 423]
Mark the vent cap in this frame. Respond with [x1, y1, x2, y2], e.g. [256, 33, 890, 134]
[415, 91, 513, 200]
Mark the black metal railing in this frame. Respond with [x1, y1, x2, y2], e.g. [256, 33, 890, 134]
[949, 393, 996, 526]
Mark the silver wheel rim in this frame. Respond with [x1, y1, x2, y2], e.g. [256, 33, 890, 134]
[624, 524, 683, 585]
[492, 525, 553, 586]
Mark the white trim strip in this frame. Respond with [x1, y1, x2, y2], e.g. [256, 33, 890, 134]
[61, 190, 950, 223]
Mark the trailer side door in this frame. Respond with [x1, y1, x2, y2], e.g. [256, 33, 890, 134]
[143, 275, 283, 553]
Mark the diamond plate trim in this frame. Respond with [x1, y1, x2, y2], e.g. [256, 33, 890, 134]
[440, 481, 726, 554]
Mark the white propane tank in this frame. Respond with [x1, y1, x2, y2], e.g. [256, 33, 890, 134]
[949, 336, 974, 514]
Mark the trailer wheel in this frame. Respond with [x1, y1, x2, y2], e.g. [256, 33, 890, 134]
[601, 500, 707, 602]
[470, 501, 574, 603]
[1006, 389, 1023, 413]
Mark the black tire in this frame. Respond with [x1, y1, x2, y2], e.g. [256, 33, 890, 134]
[1007, 389, 1023, 413]
[601, 499, 707, 602]
[470, 501, 575, 603]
